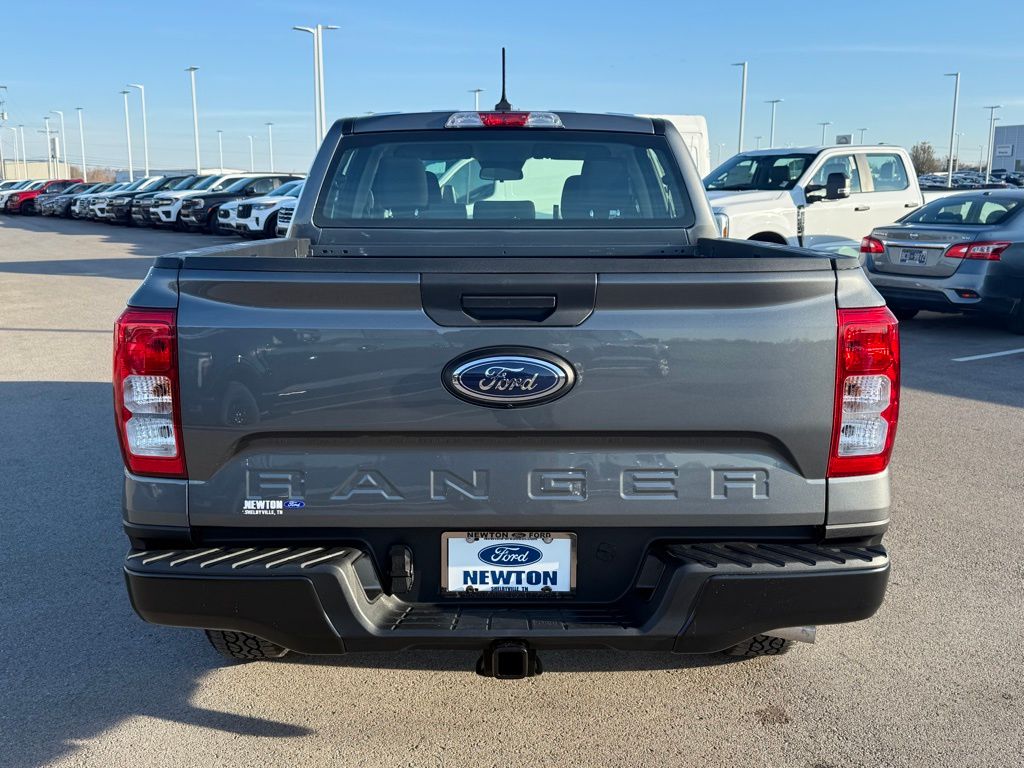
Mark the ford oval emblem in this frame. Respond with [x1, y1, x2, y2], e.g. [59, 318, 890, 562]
[443, 347, 576, 407]
[477, 544, 544, 567]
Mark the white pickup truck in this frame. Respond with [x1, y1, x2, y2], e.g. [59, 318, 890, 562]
[706, 145, 926, 254]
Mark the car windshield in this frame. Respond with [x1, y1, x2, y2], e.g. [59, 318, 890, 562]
[191, 176, 223, 191]
[169, 176, 199, 190]
[61, 184, 86, 194]
[120, 178, 149, 192]
[156, 177, 187, 190]
[269, 180, 302, 197]
[705, 153, 815, 191]
[902, 196, 1023, 226]
[315, 130, 692, 228]
[222, 177, 256, 193]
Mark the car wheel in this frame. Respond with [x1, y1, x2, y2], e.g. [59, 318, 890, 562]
[891, 307, 919, 321]
[1006, 300, 1024, 335]
[721, 634, 794, 658]
[262, 212, 279, 239]
[205, 630, 289, 662]
[22, 200, 36, 215]
[206, 208, 223, 235]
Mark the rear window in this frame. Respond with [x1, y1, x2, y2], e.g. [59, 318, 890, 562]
[904, 196, 1023, 226]
[314, 130, 693, 228]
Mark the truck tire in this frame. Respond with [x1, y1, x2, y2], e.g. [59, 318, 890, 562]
[205, 630, 289, 661]
[721, 634, 794, 658]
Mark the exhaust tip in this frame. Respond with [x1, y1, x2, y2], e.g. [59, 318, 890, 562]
[476, 641, 542, 679]
[766, 626, 816, 644]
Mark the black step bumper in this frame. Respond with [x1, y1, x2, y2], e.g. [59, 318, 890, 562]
[124, 543, 889, 654]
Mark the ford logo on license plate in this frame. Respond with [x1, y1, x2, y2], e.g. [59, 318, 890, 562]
[477, 544, 544, 567]
[443, 347, 575, 407]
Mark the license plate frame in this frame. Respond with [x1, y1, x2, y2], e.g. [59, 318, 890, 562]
[441, 531, 577, 597]
[898, 247, 928, 265]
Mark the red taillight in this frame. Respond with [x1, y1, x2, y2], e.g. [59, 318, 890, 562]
[859, 236, 885, 254]
[828, 307, 900, 478]
[944, 241, 1010, 261]
[113, 308, 186, 478]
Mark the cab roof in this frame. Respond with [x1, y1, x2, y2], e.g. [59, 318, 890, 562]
[340, 111, 658, 134]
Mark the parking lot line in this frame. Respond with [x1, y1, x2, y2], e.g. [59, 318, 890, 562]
[952, 347, 1024, 362]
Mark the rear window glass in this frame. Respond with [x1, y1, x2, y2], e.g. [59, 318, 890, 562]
[904, 196, 1022, 225]
[314, 130, 693, 228]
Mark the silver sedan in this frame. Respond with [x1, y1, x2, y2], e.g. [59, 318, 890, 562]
[862, 190, 1024, 333]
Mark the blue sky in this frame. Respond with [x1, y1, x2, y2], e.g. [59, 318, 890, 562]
[2, 0, 1023, 174]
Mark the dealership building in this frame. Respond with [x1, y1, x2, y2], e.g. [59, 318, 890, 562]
[992, 124, 1024, 173]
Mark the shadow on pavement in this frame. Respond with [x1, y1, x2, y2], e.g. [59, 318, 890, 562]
[0, 382, 311, 768]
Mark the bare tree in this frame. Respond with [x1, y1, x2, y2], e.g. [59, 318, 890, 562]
[909, 142, 942, 174]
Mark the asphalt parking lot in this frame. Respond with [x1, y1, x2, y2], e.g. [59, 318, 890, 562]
[1, 214, 1021, 768]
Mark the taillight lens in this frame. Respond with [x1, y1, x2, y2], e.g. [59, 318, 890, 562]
[859, 236, 885, 254]
[944, 241, 1010, 261]
[828, 307, 900, 477]
[113, 308, 186, 478]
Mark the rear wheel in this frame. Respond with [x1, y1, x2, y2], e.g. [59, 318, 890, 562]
[1006, 300, 1024, 335]
[891, 307, 919, 321]
[722, 634, 794, 658]
[205, 630, 289, 661]
[262, 211, 279, 239]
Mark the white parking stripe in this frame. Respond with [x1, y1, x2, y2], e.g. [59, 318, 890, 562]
[952, 348, 1024, 362]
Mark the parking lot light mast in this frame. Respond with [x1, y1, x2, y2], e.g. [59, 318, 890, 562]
[469, 88, 484, 110]
[293, 26, 321, 147]
[127, 84, 149, 177]
[75, 108, 87, 182]
[983, 105, 1001, 183]
[0, 128, 14, 180]
[216, 130, 224, 172]
[266, 122, 275, 172]
[765, 99, 782, 148]
[248, 135, 255, 172]
[186, 67, 201, 174]
[944, 73, 960, 189]
[42, 115, 54, 178]
[818, 121, 832, 145]
[316, 25, 338, 140]
[858, 127, 868, 144]
[732, 62, 747, 153]
[18, 125, 27, 179]
[51, 110, 68, 177]
[119, 91, 134, 182]
[954, 131, 964, 173]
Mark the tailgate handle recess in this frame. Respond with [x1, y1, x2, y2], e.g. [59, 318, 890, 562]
[461, 294, 557, 322]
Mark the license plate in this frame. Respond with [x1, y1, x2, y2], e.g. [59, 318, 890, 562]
[899, 247, 928, 264]
[442, 531, 576, 595]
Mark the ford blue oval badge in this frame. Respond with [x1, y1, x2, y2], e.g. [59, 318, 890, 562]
[283, 499, 305, 509]
[444, 348, 575, 407]
[477, 543, 544, 567]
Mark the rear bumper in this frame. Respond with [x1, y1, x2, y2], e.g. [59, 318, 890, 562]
[867, 262, 1022, 317]
[125, 542, 889, 654]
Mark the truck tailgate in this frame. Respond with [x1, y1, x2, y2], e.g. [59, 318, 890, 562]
[174, 259, 838, 530]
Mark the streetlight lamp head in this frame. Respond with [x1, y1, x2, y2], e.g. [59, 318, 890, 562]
[119, 89, 130, 96]
[293, 25, 314, 33]
[185, 66, 199, 73]
[324, 25, 339, 30]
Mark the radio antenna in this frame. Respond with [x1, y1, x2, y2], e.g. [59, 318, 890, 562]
[494, 47, 512, 111]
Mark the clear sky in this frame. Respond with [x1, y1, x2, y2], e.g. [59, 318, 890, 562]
[2, 0, 1022, 174]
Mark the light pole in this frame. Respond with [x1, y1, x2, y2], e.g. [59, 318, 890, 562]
[127, 84, 150, 176]
[0, 127, 14, 180]
[857, 127, 868, 144]
[984, 105, 1001, 183]
[765, 99, 782, 148]
[266, 122, 275, 172]
[732, 62, 747, 153]
[42, 116, 53, 178]
[120, 90, 134, 182]
[51, 110, 68, 177]
[818, 121, 832, 145]
[248, 135, 255, 172]
[954, 131, 964, 173]
[755, 135, 763, 150]
[944, 73, 960, 189]
[217, 130, 224, 172]
[716, 142, 726, 165]
[186, 66, 201, 174]
[293, 23, 338, 146]
[75, 107, 87, 182]
[469, 88, 484, 110]
[18, 125, 27, 179]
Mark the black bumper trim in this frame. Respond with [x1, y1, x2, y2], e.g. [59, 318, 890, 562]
[124, 542, 889, 654]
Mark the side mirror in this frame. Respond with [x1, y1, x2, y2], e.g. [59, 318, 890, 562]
[825, 172, 850, 200]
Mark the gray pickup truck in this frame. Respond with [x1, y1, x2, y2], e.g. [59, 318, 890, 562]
[118, 110, 898, 679]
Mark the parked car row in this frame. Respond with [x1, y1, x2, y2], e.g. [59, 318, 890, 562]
[0, 172, 304, 238]
[918, 170, 1022, 189]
